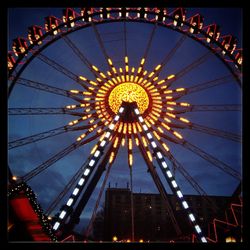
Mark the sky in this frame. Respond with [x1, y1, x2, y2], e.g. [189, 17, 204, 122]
[8, 8, 242, 235]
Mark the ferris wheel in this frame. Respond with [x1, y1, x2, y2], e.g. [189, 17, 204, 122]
[8, 7, 242, 242]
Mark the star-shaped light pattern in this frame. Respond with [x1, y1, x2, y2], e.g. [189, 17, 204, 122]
[66, 56, 191, 167]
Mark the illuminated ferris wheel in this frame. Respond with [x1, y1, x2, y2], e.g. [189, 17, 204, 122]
[8, 8, 242, 242]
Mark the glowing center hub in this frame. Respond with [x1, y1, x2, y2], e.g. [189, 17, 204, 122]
[108, 82, 149, 114]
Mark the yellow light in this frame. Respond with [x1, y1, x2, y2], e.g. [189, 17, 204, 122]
[112, 78, 118, 84]
[167, 74, 175, 80]
[125, 56, 128, 63]
[112, 67, 117, 73]
[108, 82, 149, 114]
[164, 117, 171, 123]
[164, 90, 173, 94]
[138, 67, 142, 74]
[167, 102, 176, 106]
[90, 81, 98, 86]
[73, 120, 78, 124]
[122, 138, 126, 146]
[129, 153, 133, 166]
[153, 76, 158, 82]
[173, 131, 183, 139]
[107, 71, 112, 76]
[176, 88, 185, 92]
[155, 64, 161, 71]
[149, 72, 154, 78]
[126, 65, 129, 72]
[118, 123, 123, 133]
[180, 102, 190, 107]
[119, 67, 123, 73]
[108, 58, 113, 65]
[167, 113, 176, 118]
[139, 239, 144, 243]
[142, 136, 147, 147]
[92, 65, 99, 71]
[100, 72, 106, 78]
[70, 90, 79, 94]
[89, 119, 95, 124]
[166, 96, 173, 100]
[123, 123, 127, 134]
[143, 70, 148, 76]
[109, 152, 115, 163]
[132, 67, 135, 73]
[162, 123, 171, 130]
[129, 138, 132, 150]
[134, 76, 139, 82]
[162, 143, 169, 152]
[180, 117, 190, 123]
[91, 145, 98, 154]
[112, 236, 118, 242]
[147, 151, 153, 162]
[157, 80, 165, 85]
[141, 58, 145, 65]
[114, 137, 119, 148]
[89, 86, 95, 91]
[79, 76, 87, 81]
[83, 91, 92, 95]
[84, 97, 91, 101]
[130, 75, 134, 82]
[121, 75, 125, 82]
[136, 122, 142, 132]
[135, 137, 139, 146]
[12, 176, 17, 181]
[158, 127, 164, 133]
[126, 75, 129, 81]
[143, 79, 147, 84]
[117, 76, 121, 82]
[225, 236, 236, 243]
[96, 78, 102, 82]
[153, 131, 160, 140]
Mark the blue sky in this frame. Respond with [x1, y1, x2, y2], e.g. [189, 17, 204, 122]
[8, 8, 242, 234]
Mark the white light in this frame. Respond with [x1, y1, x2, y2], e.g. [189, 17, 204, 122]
[142, 124, 148, 131]
[119, 107, 124, 113]
[73, 188, 79, 196]
[195, 225, 202, 233]
[59, 210, 66, 219]
[67, 198, 74, 206]
[166, 170, 172, 178]
[114, 115, 120, 121]
[171, 180, 178, 188]
[182, 201, 189, 209]
[53, 222, 60, 230]
[105, 132, 111, 138]
[138, 116, 143, 122]
[189, 213, 195, 222]
[78, 178, 85, 186]
[201, 237, 207, 243]
[89, 159, 95, 167]
[134, 108, 139, 115]
[84, 168, 90, 176]
[157, 152, 163, 159]
[151, 141, 157, 148]
[94, 150, 100, 158]
[109, 124, 115, 130]
[162, 162, 168, 169]
[147, 133, 152, 139]
[176, 190, 183, 198]
[100, 140, 106, 147]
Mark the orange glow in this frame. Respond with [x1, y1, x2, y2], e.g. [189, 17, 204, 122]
[142, 136, 147, 147]
[162, 123, 171, 130]
[114, 137, 119, 148]
[108, 82, 149, 114]
[167, 113, 176, 118]
[153, 131, 160, 140]
[91, 145, 98, 154]
[122, 138, 126, 146]
[129, 153, 133, 166]
[180, 102, 190, 107]
[129, 138, 132, 150]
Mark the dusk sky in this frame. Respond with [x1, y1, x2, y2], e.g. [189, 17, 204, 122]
[8, 7, 242, 234]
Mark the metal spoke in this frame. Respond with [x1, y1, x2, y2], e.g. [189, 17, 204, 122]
[9, 107, 67, 115]
[186, 104, 241, 112]
[9, 125, 69, 149]
[188, 123, 241, 143]
[16, 77, 80, 101]
[62, 36, 99, 78]
[181, 140, 241, 180]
